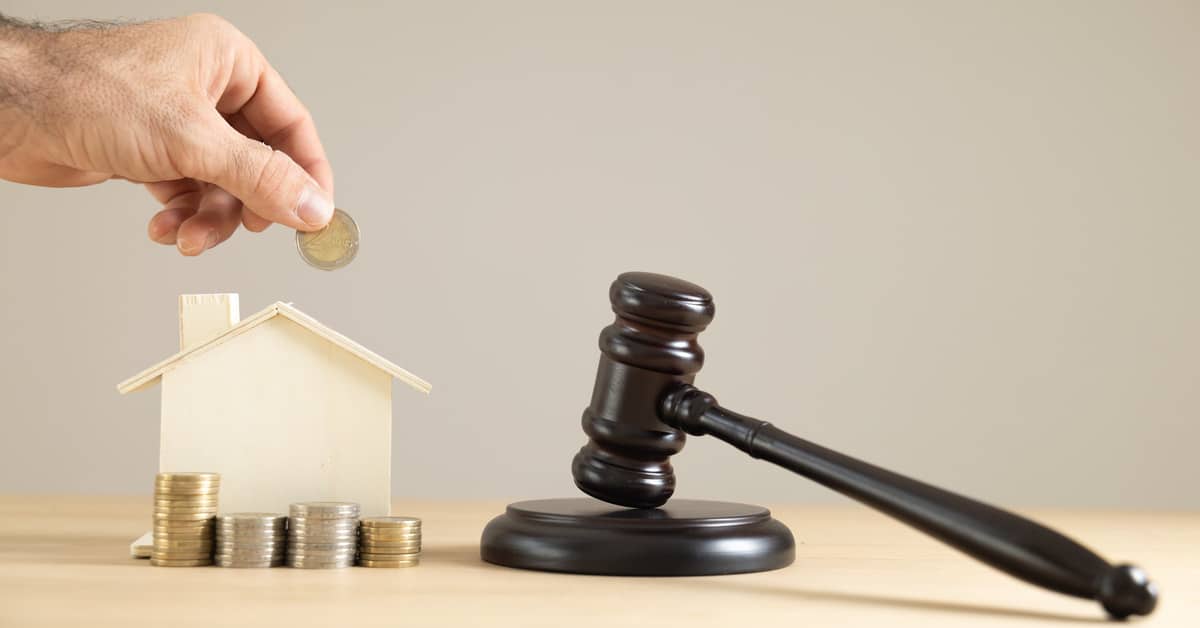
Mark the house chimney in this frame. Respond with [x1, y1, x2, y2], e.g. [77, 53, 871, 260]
[178, 294, 240, 351]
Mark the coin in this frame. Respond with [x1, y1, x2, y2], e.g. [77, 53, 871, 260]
[359, 558, 420, 568]
[212, 512, 288, 568]
[153, 503, 217, 512]
[216, 544, 286, 553]
[286, 542, 354, 549]
[288, 518, 357, 527]
[154, 475, 220, 484]
[214, 516, 282, 525]
[153, 527, 214, 536]
[295, 209, 359, 271]
[360, 516, 420, 527]
[153, 539, 214, 548]
[154, 514, 217, 522]
[360, 529, 420, 540]
[215, 559, 284, 568]
[357, 549, 420, 559]
[153, 481, 220, 490]
[290, 561, 355, 570]
[286, 502, 359, 567]
[149, 558, 213, 567]
[153, 488, 220, 497]
[215, 553, 280, 562]
[361, 544, 422, 554]
[153, 507, 216, 515]
[154, 524, 215, 534]
[290, 501, 360, 514]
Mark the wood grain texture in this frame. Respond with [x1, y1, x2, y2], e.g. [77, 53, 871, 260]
[0, 497, 1194, 627]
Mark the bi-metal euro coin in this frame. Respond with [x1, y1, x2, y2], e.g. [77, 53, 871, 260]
[296, 209, 360, 271]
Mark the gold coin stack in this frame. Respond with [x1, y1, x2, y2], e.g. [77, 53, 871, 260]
[151, 472, 220, 567]
[359, 516, 421, 568]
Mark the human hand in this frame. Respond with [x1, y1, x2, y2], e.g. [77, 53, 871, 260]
[0, 13, 334, 255]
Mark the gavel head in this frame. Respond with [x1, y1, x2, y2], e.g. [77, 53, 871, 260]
[571, 272, 715, 509]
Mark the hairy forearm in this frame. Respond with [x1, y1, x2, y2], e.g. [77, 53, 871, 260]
[0, 15, 40, 163]
[0, 15, 35, 107]
[1, 15, 121, 115]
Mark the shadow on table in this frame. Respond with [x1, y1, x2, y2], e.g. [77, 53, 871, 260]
[683, 579, 1107, 624]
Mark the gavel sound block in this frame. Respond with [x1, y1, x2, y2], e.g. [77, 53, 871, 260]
[481, 272, 1157, 620]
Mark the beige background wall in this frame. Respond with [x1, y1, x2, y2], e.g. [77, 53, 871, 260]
[1, 1, 1196, 508]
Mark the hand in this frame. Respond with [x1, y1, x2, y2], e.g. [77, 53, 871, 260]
[0, 14, 334, 255]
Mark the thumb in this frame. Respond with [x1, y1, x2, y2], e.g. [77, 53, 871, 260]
[181, 124, 334, 231]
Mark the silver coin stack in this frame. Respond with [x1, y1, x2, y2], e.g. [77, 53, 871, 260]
[215, 513, 288, 568]
[287, 502, 360, 569]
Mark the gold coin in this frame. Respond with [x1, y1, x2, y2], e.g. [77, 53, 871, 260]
[357, 549, 420, 559]
[153, 524, 214, 533]
[362, 529, 419, 535]
[151, 548, 214, 556]
[359, 558, 420, 568]
[153, 553, 214, 562]
[154, 482, 219, 487]
[361, 545, 422, 555]
[153, 525, 214, 533]
[153, 537, 214, 546]
[153, 540, 212, 547]
[155, 472, 220, 482]
[153, 482, 220, 490]
[153, 504, 218, 512]
[360, 516, 420, 527]
[361, 532, 420, 542]
[153, 527, 213, 535]
[153, 532, 214, 540]
[362, 539, 421, 546]
[150, 558, 213, 567]
[154, 514, 216, 523]
[153, 486, 220, 495]
[296, 208, 360, 270]
[154, 497, 219, 506]
[153, 538, 214, 546]
[153, 482, 219, 491]
[153, 500, 219, 507]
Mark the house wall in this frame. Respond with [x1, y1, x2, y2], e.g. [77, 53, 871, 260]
[160, 317, 393, 516]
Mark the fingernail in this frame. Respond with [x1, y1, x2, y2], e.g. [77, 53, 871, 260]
[179, 230, 216, 255]
[297, 185, 334, 229]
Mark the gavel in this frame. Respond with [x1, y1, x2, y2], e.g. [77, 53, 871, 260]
[571, 271, 1156, 620]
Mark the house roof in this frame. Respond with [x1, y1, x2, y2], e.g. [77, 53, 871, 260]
[117, 302, 432, 395]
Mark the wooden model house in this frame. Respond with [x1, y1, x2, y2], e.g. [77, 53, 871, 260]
[118, 294, 430, 517]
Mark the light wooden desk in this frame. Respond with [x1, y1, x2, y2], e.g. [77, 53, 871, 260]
[0, 497, 1194, 627]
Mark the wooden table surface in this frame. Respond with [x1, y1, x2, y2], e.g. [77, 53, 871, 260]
[0, 496, 1195, 627]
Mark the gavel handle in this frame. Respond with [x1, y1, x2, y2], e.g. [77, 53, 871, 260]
[660, 385, 1157, 620]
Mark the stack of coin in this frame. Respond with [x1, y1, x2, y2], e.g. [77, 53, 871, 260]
[287, 502, 360, 569]
[358, 516, 422, 568]
[215, 513, 288, 568]
[151, 472, 219, 567]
